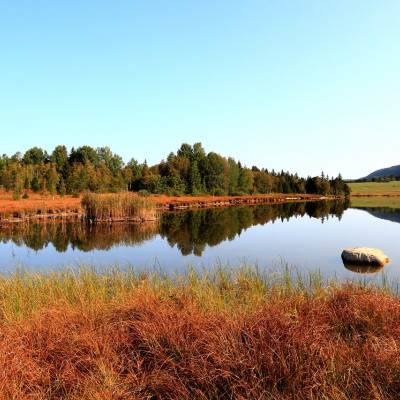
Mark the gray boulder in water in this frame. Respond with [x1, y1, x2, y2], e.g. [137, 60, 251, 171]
[341, 247, 389, 266]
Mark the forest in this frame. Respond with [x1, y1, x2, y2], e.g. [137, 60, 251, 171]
[0, 143, 351, 198]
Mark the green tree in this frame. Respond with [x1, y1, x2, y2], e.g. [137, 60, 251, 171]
[69, 146, 99, 166]
[96, 147, 124, 175]
[23, 147, 48, 165]
[228, 158, 239, 195]
[188, 161, 202, 195]
[253, 171, 273, 194]
[46, 165, 60, 198]
[238, 168, 254, 194]
[11, 165, 24, 200]
[50, 145, 68, 172]
[177, 143, 193, 160]
[344, 183, 351, 197]
[192, 142, 206, 164]
[58, 179, 67, 198]
[202, 152, 229, 196]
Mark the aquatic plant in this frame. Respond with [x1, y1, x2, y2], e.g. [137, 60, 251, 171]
[81, 191, 157, 222]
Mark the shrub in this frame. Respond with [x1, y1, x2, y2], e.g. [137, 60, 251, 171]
[138, 189, 150, 197]
[214, 188, 227, 196]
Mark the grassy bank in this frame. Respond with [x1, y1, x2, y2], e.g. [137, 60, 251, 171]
[0, 265, 399, 399]
[0, 189, 339, 222]
[349, 180, 400, 195]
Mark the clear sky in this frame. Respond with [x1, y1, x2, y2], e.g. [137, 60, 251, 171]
[1, 1, 399, 179]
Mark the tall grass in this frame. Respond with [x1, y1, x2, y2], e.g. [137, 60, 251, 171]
[0, 264, 400, 399]
[81, 192, 157, 222]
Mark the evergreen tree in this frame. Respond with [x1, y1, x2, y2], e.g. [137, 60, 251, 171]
[23, 147, 48, 165]
[50, 145, 68, 172]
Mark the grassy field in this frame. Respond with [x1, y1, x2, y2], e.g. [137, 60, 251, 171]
[0, 264, 399, 399]
[349, 180, 400, 195]
[350, 196, 400, 209]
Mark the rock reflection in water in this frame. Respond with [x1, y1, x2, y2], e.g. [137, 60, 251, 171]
[0, 200, 349, 256]
[342, 262, 385, 274]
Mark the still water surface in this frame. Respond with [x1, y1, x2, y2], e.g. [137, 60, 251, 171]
[0, 200, 399, 280]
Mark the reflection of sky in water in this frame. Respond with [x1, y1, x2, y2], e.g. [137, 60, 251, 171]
[1, 207, 399, 281]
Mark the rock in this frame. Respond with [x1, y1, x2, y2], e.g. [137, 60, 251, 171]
[341, 247, 389, 266]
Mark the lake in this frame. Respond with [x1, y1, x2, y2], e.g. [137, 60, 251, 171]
[1, 198, 399, 281]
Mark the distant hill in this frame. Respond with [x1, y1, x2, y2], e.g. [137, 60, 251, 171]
[363, 164, 400, 179]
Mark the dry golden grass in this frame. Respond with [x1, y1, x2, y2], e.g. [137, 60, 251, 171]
[0, 189, 82, 218]
[81, 192, 157, 222]
[0, 265, 399, 399]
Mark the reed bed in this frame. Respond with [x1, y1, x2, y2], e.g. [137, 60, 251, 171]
[0, 264, 399, 399]
[81, 192, 157, 222]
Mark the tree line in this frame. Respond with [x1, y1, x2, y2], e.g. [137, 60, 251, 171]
[351, 176, 400, 183]
[0, 143, 351, 199]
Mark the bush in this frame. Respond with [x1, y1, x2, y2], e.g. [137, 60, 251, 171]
[138, 189, 150, 197]
[13, 191, 21, 200]
[213, 188, 227, 196]
[31, 177, 40, 192]
[72, 191, 80, 198]
[22, 192, 29, 199]
[231, 191, 247, 196]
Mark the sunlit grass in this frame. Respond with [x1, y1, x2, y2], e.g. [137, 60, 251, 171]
[81, 191, 157, 222]
[1, 263, 400, 399]
[0, 263, 397, 321]
[349, 180, 400, 195]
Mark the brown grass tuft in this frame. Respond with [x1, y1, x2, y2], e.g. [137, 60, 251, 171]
[0, 269, 399, 399]
[81, 192, 157, 222]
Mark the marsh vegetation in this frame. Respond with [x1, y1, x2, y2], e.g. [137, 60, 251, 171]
[0, 265, 399, 399]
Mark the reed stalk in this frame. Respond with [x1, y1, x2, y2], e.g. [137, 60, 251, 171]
[81, 192, 157, 222]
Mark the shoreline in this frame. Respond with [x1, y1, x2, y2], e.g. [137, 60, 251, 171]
[0, 192, 344, 223]
[152, 193, 343, 211]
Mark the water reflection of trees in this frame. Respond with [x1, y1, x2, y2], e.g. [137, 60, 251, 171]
[0, 200, 349, 255]
[160, 200, 349, 256]
[353, 207, 400, 224]
[0, 222, 158, 252]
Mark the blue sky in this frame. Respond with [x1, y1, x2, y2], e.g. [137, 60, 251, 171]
[1, 1, 399, 179]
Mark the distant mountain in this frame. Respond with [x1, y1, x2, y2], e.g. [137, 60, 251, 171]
[363, 164, 400, 179]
